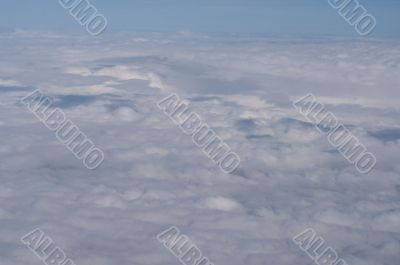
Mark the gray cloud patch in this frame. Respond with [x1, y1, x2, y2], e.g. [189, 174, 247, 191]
[0, 85, 31, 93]
[53, 94, 99, 108]
[368, 128, 400, 142]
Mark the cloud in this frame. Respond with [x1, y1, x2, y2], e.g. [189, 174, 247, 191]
[201, 196, 242, 211]
[0, 32, 399, 265]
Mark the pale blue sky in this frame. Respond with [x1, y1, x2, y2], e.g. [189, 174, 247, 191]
[0, 0, 398, 37]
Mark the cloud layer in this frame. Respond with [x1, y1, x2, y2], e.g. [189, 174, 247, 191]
[0, 31, 399, 265]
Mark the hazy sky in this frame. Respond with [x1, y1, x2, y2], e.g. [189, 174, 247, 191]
[0, 0, 399, 37]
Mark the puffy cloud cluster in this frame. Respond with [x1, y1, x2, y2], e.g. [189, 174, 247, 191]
[0, 31, 399, 265]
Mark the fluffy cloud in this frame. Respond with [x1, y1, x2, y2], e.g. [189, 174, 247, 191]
[0, 31, 399, 265]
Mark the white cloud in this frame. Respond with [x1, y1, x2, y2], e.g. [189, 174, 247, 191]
[0, 32, 399, 265]
[201, 196, 242, 211]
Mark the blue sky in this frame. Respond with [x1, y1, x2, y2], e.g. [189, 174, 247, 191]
[0, 0, 399, 37]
